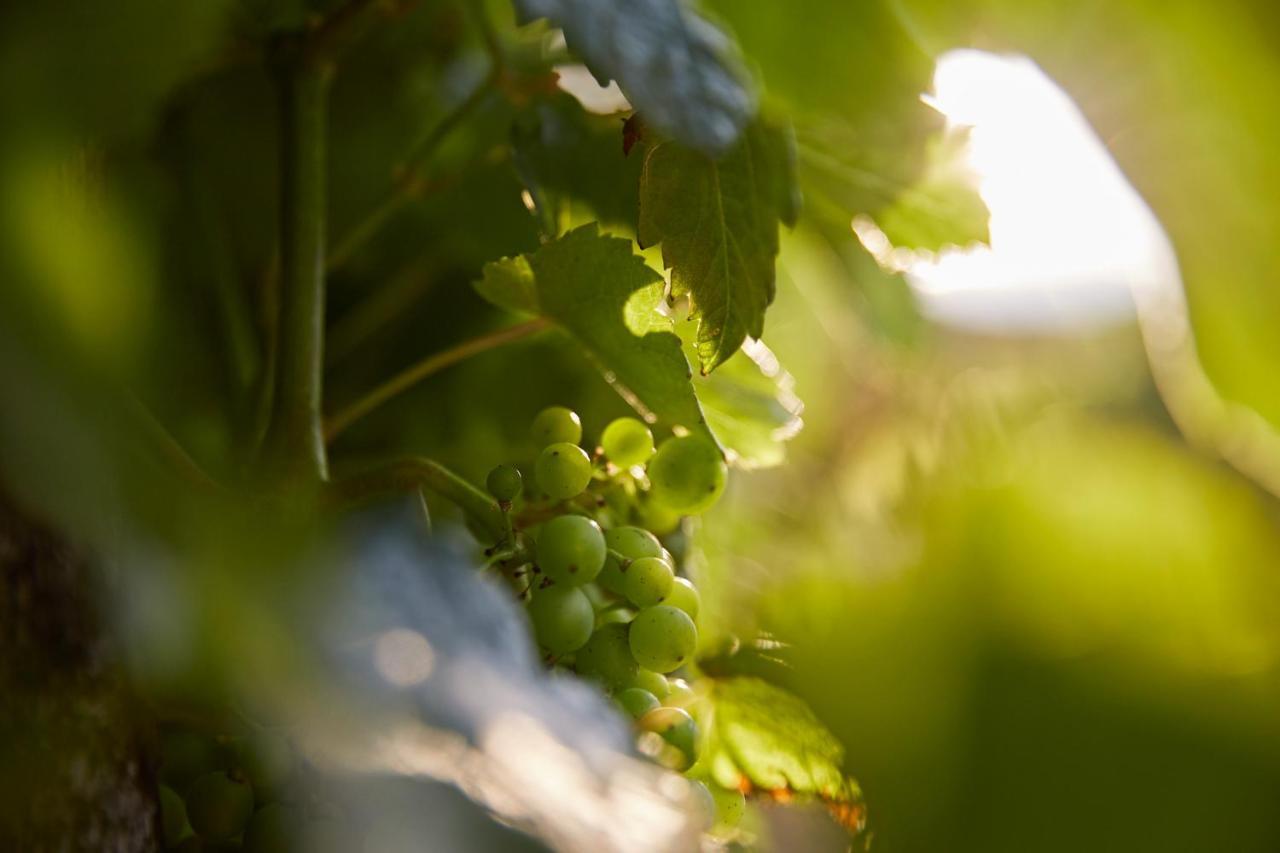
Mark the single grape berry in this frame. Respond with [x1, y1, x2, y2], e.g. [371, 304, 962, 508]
[528, 585, 594, 653]
[637, 706, 699, 770]
[629, 605, 697, 673]
[616, 687, 660, 719]
[536, 442, 593, 501]
[595, 606, 635, 628]
[647, 435, 727, 515]
[243, 803, 297, 853]
[659, 576, 701, 621]
[631, 668, 670, 699]
[622, 556, 674, 608]
[531, 406, 582, 447]
[536, 515, 605, 585]
[575, 622, 639, 689]
[711, 785, 747, 831]
[486, 464, 523, 502]
[688, 780, 717, 830]
[159, 784, 190, 847]
[599, 526, 664, 595]
[185, 771, 255, 841]
[666, 677, 695, 707]
[601, 417, 655, 467]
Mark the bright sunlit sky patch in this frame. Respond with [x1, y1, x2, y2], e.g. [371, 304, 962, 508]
[871, 49, 1177, 334]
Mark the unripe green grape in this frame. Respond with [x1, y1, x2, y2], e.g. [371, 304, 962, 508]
[711, 785, 746, 831]
[243, 803, 297, 853]
[641, 499, 682, 536]
[631, 668, 670, 699]
[159, 784, 190, 847]
[599, 526, 663, 595]
[622, 556, 674, 608]
[536, 515, 605, 584]
[237, 731, 293, 803]
[647, 435, 727, 515]
[666, 678, 695, 707]
[536, 442, 593, 500]
[531, 406, 582, 447]
[575, 623, 639, 689]
[616, 687, 660, 718]
[637, 706, 699, 769]
[528, 585, 594, 653]
[595, 605, 635, 628]
[601, 417, 655, 467]
[485, 464, 523, 502]
[186, 771, 255, 841]
[688, 780, 717, 830]
[659, 576, 700, 621]
[629, 605, 698, 673]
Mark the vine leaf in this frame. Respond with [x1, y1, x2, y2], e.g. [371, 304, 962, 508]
[474, 224, 713, 441]
[700, 676, 865, 830]
[676, 320, 803, 469]
[874, 128, 990, 252]
[639, 119, 800, 375]
[512, 0, 755, 155]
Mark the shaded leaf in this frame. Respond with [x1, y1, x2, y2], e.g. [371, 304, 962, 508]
[700, 677, 863, 814]
[512, 0, 755, 155]
[639, 120, 799, 374]
[474, 224, 714, 440]
[875, 128, 990, 252]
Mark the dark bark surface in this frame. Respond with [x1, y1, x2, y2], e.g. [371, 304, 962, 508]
[0, 491, 159, 852]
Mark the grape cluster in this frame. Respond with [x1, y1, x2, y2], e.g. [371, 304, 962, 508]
[485, 407, 743, 833]
[154, 722, 355, 852]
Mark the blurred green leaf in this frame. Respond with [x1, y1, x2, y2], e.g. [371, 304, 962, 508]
[875, 128, 989, 251]
[474, 224, 714, 439]
[512, 0, 755, 154]
[639, 119, 799, 374]
[702, 676, 862, 810]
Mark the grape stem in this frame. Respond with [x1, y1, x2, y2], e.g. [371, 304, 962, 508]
[606, 549, 633, 570]
[327, 457, 507, 542]
[323, 318, 551, 442]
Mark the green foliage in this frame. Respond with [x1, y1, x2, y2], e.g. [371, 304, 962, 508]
[475, 224, 715, 441]
[874, 128, 990, 251]
[703, 677, 861, 806]
[639, 119, 800, 374]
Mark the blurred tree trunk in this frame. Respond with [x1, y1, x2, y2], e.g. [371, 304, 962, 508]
[0, 490, 159, 851]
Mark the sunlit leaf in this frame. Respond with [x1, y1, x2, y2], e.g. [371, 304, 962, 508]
[875, 128, 990, 252]
[639, 119, 799, 374]
[474, 224, 714, 440]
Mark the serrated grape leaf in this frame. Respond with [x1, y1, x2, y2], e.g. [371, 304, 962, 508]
[474, 224, 714, 441]
[874, 128, 990, 252]
[701, 677, 863, 815]
[674, 320, 803, 469]
[512, 0, 755, 155]
[639, 120, 800, 375]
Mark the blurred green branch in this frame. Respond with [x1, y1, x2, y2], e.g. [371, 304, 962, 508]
[324, 318, 551, 442]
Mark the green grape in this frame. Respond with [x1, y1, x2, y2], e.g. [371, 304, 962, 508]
[485, 464, 523, 502]
[575, 623, 639, 689]
[531, 406, 582, 447]
[647, 435, 727, 515]
[711, 785, 747, 831]
[628, 605, 698, 673]
[637, 706, 699, 769]
[528, 585, 594, 653]
[641, 499, 682, 536]
[536, 442, 593, 501]
[237, 731, 293, 803]
[631, 668, 670, 699]
[616, 687, 660, 718]
[595, 605, 635, 628]
[159, 784, 190, 847]
[536, 515, 605, 584]
[659, 576, 700, 621]
[186, 771, 255, 841]
[601, 417, 655, 467]
[622, 556, 674, 608]
[243, 803, 297, 853]
[599, 526, 664, 595]
[688, 780, 717, 830]
[666, 677, 695, 707]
